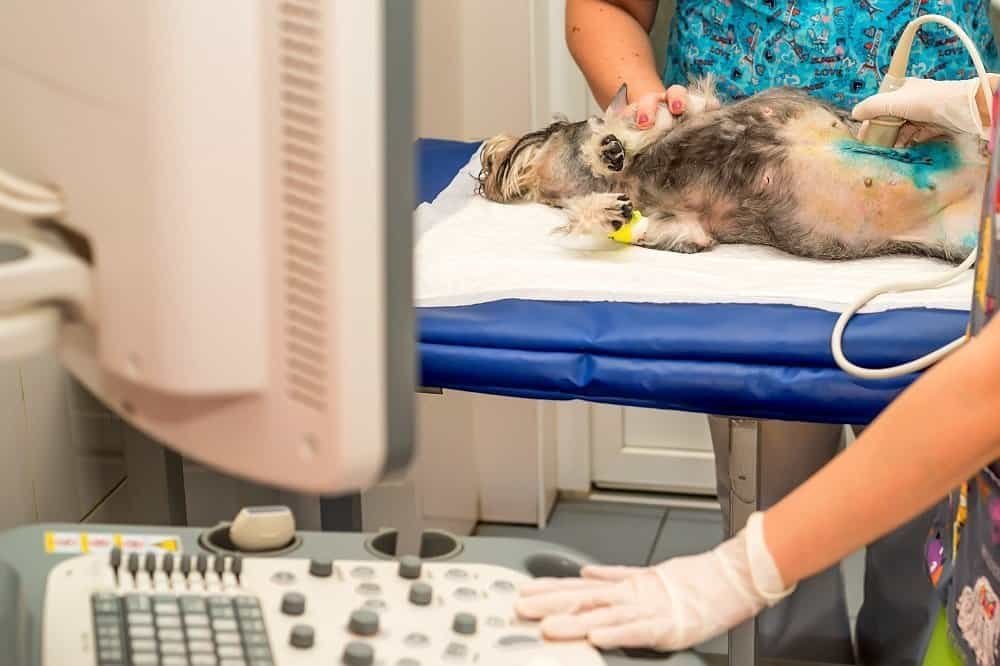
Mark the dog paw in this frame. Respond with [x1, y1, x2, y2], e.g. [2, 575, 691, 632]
[562, 192, 633, 236]
[600, 135, 625, 172]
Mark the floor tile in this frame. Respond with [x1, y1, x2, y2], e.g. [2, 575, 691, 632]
[477, 500, 666, 566]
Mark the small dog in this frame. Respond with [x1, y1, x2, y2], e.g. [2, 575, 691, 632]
[476, 80, 987, 263]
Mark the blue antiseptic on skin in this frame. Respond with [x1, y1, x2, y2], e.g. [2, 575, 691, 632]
[834, 140, 961, 190]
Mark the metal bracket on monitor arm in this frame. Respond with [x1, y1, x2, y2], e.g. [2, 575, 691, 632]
[0, 232, 92, 361]
[727, 418, 760, 666]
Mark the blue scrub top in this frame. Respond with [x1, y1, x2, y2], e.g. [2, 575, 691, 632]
[662, 1, 1000, 109]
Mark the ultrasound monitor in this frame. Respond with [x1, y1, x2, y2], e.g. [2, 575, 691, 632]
[0, 0, 415, 495]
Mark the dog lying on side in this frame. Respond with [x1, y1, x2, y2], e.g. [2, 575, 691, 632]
[476, 80, 986, 263]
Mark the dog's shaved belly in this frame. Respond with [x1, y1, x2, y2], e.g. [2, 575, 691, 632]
[781, 111, 983, 252]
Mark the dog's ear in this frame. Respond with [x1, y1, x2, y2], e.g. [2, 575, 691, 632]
[606, 83, 629, 116]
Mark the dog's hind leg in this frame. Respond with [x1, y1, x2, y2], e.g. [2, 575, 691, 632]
[635, 211, 718, 253]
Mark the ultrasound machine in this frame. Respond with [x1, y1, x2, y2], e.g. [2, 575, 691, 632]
[0, 3, 795, 665]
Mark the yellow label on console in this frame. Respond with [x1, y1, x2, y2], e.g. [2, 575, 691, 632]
[44, 531, 182, 554]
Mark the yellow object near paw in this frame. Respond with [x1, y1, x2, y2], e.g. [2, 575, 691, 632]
[609, 209, 643, 244]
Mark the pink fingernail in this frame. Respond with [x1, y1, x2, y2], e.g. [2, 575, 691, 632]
[671, 100, 683, 113]
[637, 112, 649, 126]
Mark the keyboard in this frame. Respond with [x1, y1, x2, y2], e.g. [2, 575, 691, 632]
[43, 549, 605, 666]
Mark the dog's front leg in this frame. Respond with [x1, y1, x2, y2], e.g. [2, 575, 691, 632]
[553, 192, 635, 237]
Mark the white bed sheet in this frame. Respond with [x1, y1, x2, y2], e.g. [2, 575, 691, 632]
[415, 150, 973, 314]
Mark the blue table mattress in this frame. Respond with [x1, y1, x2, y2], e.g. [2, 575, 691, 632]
[415, 139, 969, 425]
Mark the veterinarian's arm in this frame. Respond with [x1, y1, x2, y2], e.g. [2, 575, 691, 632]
[565, 0, 687, 127]
[767, 312, 1000, 585]
[517, 315, 1000, 651]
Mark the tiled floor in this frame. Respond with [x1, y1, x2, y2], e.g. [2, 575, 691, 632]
[477, 500, 866, 656]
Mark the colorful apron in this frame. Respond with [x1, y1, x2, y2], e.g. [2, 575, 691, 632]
[662, 0, 1000, 109]
[924, 90, 1000, 666]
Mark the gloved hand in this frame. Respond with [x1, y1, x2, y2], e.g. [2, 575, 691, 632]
[852, 75, 999, 140]
[514, 512, 794, 652]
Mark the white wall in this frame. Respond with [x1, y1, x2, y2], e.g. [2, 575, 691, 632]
[416, 0, 594, 140]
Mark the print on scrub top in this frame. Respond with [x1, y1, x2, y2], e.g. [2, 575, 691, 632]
[926, 89, 1000, 666]
[662, 0, 1000, 110]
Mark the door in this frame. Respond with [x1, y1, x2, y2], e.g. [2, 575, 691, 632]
[591, 405, 717, 495]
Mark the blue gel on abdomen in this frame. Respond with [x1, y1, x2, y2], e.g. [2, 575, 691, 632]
[834, 140, 961, 190]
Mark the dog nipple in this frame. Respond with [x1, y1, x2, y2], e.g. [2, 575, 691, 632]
[864, 177, 873, 188]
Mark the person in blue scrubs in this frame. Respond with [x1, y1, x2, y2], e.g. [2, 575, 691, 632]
[565, 1, 1000, 663]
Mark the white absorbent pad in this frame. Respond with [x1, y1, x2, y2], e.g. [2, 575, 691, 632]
[415, 150, 973, 313]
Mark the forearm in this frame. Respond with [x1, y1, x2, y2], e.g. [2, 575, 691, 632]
[766, 319, 1000, 587]
[565, 0, 663, 108]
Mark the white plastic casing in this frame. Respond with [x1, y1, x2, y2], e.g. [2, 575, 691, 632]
[0, 1, 391, 493]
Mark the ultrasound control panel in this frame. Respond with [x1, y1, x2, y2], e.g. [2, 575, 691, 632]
[43, 549, 605, 666]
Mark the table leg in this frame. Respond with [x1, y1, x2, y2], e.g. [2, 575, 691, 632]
[727, 418, 760, 666]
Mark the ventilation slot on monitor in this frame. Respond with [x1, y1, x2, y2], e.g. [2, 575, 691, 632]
[279, 0, 327, 413]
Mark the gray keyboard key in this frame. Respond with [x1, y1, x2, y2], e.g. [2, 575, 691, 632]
[155, 602, 180, 615]
[220, 661, 247, 666]
[234, 596, 259, 609]
[184, 614, 209, 627]
[443, 642, 468, 659]
[97, 636, 122, 650]
[356, 582, 381, 596]
[216, 632, 241, 645]
[157, 616, 182, 628]
[160, 642, 187, 655]
[245, 646, 271, 658]
[131, 654, 159, 665]
[191, 657, 217, 666]
[208, 596, 231, 606]
[129, 626, 155, 639]
[94, 599, 121, 615]
[126, 595, 153, 612]
[95, 614, 122, 627]
[212, 619, 238, 632]
[98, 648, 123, 662]
[218, 645, 244, 659]
[490, 580, 516, 593]
[187, 640, 215, 654]
[130, 638, 157, 653]
[158, 628, 184, 642]
[497, 634, 541, 647]
[163, 657, 190, 666]
[239, 620, 265, 633]
[210, 607, 236, 619]
[186, 627, 212, 640]
[128, 612, 154, 625]
[350, 566, 375, 580]
[249, 661, 273, 666]
[242, 633, 268, 646]
[181, 597, 208, 614]
[237, 608, 262, 621]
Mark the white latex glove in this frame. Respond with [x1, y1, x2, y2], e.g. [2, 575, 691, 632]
[515, 512, 794, 652]
[852, 75, 999, 140]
